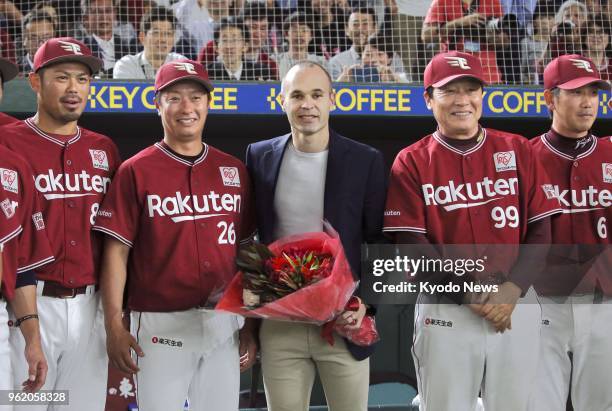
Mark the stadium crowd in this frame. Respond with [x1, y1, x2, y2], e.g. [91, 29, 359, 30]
[0, 0, 610, 84]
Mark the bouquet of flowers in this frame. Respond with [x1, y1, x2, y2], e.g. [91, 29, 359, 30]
[216, 230, 380, 346]
[216, 232, 356, 324]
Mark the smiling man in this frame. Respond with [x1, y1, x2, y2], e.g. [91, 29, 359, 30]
[0, 37, 121, 411]
[383, 51, 560, 411]
[246, 61, 386, 411]
[528, 54, 612, 411]
[93, 59, 256, 411]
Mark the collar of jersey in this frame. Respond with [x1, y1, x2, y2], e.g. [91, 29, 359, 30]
[154, 142, 209, 166]
[540, 133, 597, 161]
[25, 117, 81, 146]
[432, 128, 487, 156]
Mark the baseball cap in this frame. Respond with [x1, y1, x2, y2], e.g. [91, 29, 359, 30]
[544, 54, 611, 91]
[154, 60, 214, 94]
[424, 51, 487, 89]
[0, 58, 18, 83]
[33, 37, 102, 74]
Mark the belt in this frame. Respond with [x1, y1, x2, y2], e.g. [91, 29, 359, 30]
[0, 291, 4, 301]
[39, 281, 89, 299]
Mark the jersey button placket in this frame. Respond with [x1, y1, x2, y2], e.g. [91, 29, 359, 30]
[461, 156, 479, 241]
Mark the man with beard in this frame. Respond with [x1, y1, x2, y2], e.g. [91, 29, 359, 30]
[0, 37, 121, 411]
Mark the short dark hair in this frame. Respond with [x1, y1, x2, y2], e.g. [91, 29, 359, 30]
[22, 9, 56, 32]
[140, 6, 176, 33]
[214, 16, 250, 43]
[283, 12, 312, 34]
[350, 7, 376, 19]
[582, 15, 611, 50]
[241, 2, 269, 21]
[365, 35, 393, 59]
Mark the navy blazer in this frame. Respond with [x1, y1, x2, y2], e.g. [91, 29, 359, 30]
[245, 130, 387, 360]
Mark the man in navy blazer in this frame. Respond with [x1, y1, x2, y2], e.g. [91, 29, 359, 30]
[244, 61, 386, 411]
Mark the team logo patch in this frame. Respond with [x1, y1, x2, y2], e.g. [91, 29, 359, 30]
[58, 40, 83, 55]
[569, 59, 594, 73]
[151, 336, 183, 348]
[493, 151, 516, 172]
[89, 149, 109, 171]
[603, 163, 612, 183]
[219, 167, 240, 187]
[541, 184, 556, 200]
[424, 317, 453, 327]
[32, 212, 45, 231]
[445, 56, 470, 70]
[0, 199, 14, 219]
[0, 168, 18, 194]
[174, 62, 197, 74]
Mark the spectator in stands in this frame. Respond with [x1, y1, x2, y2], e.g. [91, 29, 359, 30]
[242, 2, 279, 79]
[586, 0, 604, 14]
[422, 0, 505, 83]
[499, 0, 537, 32]
[329, 7, 404, 80]
[80, 0, 138, 77]
[274, 12, 328, 78]
[391, 0, 434, 82]
[496, 13, 526, 83]
[520, 9, 555, 83]
[0, 0, 24, 28]
[303, 0, 350, 57]
[207, 16, 273, 80]
[555, 0, 588, 28]
[336, 34, 409, 82]
[18, 9, 55, 73]
[539, 19, 583, 78]
[173, 0, 234, 51]
[582, 16, 611, 79]
[113, 6, 186, 79]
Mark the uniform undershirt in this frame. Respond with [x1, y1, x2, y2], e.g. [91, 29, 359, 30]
[436, 128, 482, 152]
[273, 141, 328, 240]
[544, 128, 593, 158]
[160, 141, 204, 162]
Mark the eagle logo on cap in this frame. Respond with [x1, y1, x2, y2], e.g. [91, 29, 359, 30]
[445, 57, 471, 70]
[174, 62, 197, 74]
[569, 59, 594, 73]
[58, 40, 83, 55]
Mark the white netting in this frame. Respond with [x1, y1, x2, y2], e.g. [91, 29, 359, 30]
[1, 0, 610, 84]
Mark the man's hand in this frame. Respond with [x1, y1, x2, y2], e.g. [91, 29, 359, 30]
[21, 340, 47, 392]
[460, 13, 487, 28]
[106, 322, 143, 374]
[480, 281, 522, 333]
[336, 300, 367, 330]
[238, 327, 258, 372]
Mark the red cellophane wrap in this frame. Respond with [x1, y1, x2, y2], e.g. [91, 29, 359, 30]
[321, 296, 381, 347]
[215, 232, 357, 324]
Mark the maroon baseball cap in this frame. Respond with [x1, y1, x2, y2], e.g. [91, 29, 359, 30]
[544, 54, 611, 90]
[0, 58, 18, 83]
[155, 60, 214, 94]
[424, 51, 487, 89]
[33, 37, 102, 74]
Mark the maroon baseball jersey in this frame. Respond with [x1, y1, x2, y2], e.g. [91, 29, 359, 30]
[384, 128, 561, 276]
[0, 145, 54, 300]
[531, 134, 612, 295]
[0, 112, 18, 126]
[0, 118, 120, 288]
[93, 142, 256, 312]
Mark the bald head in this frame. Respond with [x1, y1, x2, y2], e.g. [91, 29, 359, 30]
[281, 61, 332, 95]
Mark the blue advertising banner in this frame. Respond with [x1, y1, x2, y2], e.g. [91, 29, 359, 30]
[86, 82, 612, 118]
